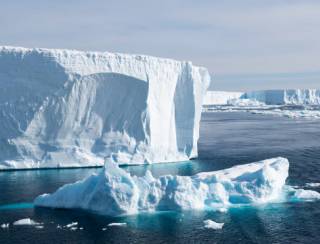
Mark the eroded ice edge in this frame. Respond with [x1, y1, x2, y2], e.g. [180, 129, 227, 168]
[34, 157, 320, 217]
[203, 90, 320, 119]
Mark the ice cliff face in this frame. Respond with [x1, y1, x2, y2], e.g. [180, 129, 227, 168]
[0, 46, 210, 169]
[244, 89, 320, 105]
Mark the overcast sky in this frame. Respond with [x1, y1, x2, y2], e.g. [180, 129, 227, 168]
[1, 0, 320, 91]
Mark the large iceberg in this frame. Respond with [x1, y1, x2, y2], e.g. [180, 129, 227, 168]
[244, 89, 320, 105]
[0, 46, 210, 169]
[35, 157, 291, 216]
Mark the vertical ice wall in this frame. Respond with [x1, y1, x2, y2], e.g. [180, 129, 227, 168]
[0, 46, 210, 169]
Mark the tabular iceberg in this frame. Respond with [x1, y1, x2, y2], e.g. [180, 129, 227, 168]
[244, 89, 320, 105]
[0, 46, 210, 169]
[34, 157, 291, 216]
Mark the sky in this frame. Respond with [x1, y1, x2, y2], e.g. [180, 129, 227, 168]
[1, 0, 320, 91]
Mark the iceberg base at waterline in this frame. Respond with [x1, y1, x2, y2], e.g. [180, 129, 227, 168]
[34, 157, 320, 217]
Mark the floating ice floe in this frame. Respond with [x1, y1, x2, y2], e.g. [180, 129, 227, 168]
[203, 89, 320, 119]
[1, 223, 9, 229]
[227, 98, 265, 107]
[305, 183, 320, 188]
[216, 208, 228, 213]
[203, 219, 224, 230]
[204, 104, 320, 120]
[34, 157, 320, 216]
[108, 223, 127, 227]
[65, 222, 78, 228]
[288, 188, 320, 202]
[13, 218, 41, 226]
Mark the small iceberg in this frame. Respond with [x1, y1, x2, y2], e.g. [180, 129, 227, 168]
[1, 223, 9, 229]
[203, 219, 224, 230]
[108, 222, 127, 227]
[289, 188, 320, 202]
[305, 183, 320, 188]
[65, 222, 78, 228]
[13, 218, 41, 226]
[35, 157, 310, 216]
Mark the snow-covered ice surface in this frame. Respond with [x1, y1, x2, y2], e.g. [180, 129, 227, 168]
[0, 46, 210, 170]
[34, 157, 320, 217]
[203, 219, 224, 230]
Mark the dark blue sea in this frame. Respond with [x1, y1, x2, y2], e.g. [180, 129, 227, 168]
[0, 112, 320, 243]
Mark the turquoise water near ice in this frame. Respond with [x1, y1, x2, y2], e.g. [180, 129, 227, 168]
[0, 112, 320, 243]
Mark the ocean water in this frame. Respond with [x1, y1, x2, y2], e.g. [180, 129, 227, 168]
[0, 112, 320, 243]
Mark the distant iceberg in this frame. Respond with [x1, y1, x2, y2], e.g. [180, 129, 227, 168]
[0, 46, 210, 169]
[244, 89, 320, 105]
[204, 89, 320, 106]
[203, 91, 243, 105]
[13, 218, 41, 226]
[36, 157, 312, 216]
[203, 89, 320, 119]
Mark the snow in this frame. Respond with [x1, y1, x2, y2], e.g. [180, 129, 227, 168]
[13, 218, 40, 226]
[0, 46, 210, 170]
[203, 91, 243, 105]
[35, 157, 293, 216]
[203, 219, 224, 230]
[108, 222, 127, 227]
